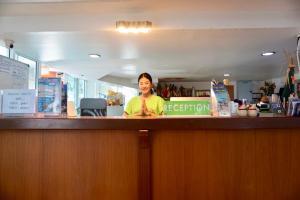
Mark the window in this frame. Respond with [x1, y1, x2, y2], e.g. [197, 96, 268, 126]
[64, 74, 76, 104]
[16, 55, 37, 89]
[97, 81, 117, 99]
[62, 74, 86, 108]
[121, 86, 138, 106]
[77, 78, 86, 107]
[97, 81, 138, 107]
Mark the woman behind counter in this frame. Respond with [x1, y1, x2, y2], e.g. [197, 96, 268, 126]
[124, 73, 165, 116]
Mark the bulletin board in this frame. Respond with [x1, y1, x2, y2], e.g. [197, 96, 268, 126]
[0, 55, 29, 89]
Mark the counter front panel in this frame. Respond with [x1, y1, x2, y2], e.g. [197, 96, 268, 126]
[1, 117, 300, 200]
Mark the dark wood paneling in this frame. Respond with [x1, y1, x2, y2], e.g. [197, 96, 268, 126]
[152, 131, 210, 200]
[1, 116, 300, 130]
[1, 125, 300, 200]
[206, 130, 256, 200]
[138, 130, 151, 200]
[152, 129, 300, 200]
[0, 130, 138, 200]
[225, 85, 234, 101]
[255, 129, 300, 199]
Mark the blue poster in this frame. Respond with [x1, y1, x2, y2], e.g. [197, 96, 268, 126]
[38, 78, 62, 114]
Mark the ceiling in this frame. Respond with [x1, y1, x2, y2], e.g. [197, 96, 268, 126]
[0, 0, 300, 83]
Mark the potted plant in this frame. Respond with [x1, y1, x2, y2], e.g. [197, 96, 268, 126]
[259, 81, 276, 102]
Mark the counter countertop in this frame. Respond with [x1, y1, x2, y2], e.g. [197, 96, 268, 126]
[0, 115, 299, 130]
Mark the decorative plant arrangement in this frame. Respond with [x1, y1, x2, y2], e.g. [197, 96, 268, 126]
[260, 81, 276, 96]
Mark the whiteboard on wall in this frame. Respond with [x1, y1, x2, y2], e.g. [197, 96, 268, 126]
[0, 55, 29, 89]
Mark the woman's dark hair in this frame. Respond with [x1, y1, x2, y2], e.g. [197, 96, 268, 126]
[138, 72, 154, 94]
[138, 72, 152, 83]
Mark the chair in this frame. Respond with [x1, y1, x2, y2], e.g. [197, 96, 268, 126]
[80, 98, 107, 116]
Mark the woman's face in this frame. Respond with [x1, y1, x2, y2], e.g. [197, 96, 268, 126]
[139, 77, 152, 95]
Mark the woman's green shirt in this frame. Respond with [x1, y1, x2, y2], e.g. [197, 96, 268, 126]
[125, 95, 165, 115]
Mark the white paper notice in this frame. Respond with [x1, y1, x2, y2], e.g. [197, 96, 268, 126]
[2, 89, 36, 114]
[0, 91, 2, 113]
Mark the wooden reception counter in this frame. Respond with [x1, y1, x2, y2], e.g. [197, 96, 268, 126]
[1, 116, 300, 200]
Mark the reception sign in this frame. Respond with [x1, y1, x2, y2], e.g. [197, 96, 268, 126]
[164, 100, 211, 115]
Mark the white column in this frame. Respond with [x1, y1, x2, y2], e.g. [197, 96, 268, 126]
[86, 80, 97, 98]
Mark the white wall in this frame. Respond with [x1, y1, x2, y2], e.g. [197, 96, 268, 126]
[99, 75, 137, 89]
[237, 76, 286, 103]
[237, 80, 252, 101]
[250, 77, 286, 94]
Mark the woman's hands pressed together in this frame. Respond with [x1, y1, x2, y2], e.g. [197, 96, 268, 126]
[141, 97, 156, 116]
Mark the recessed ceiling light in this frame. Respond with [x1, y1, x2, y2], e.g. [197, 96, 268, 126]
[116, 21, 152, 34]
[224, 73, 230, 77]
[122, 65, 136, 70]
[261, 52, 275, 56]
[89, 54, 101, 58]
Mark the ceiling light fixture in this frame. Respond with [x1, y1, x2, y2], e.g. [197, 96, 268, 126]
[116, 21, 152, 34]
[261, 52, 275, 56]
[89, 54, 101, 58]
[224, 73, 230, 77]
